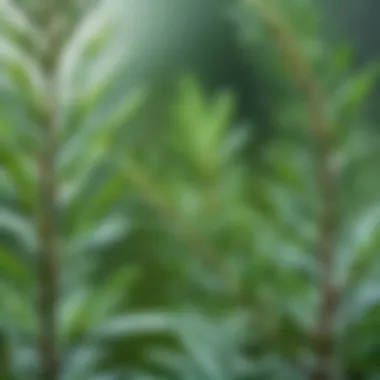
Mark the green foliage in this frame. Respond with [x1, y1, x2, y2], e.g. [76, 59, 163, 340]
[1, 0, 380, 379]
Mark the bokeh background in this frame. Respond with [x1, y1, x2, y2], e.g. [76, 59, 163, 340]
[1, 0, 380, 379]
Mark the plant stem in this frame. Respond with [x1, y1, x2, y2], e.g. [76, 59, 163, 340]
[249, 1, 340, 379]
[37, 106, 59, 380]
[36, 3, 63, 379]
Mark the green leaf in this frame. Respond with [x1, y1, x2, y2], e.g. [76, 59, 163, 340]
[0, 143, 36, 210]
[94, 312, 173, 339]
[61, 266, 140, 341]
[331, 64, 380, 135]
[0, 281, 35, 334]
[338, 206, 380, 288]
[0, 0, 42, 54]
[58, 87, 147, 175]
[329, 43, 354, 80]
[0, 210, 36, 255]
[343, 281, 380, 328]
[0, 248, 32, 287]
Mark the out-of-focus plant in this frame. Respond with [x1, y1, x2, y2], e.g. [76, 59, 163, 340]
[1, 0, 380, 380]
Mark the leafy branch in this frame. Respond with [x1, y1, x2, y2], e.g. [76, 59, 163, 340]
[249, 1, 341, 379]
[34, 2, 71, 379]
[121, 157, 238, 297]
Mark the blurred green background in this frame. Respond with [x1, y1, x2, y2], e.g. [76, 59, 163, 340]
[1, 0, 380, 379]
